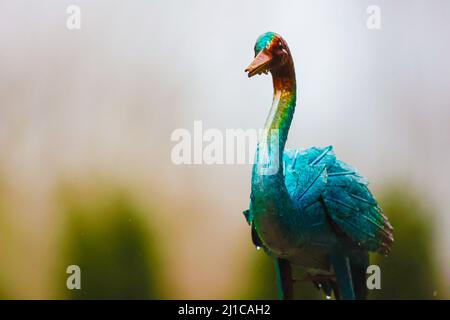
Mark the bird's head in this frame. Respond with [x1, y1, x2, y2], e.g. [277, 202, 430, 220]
[245, 32, 293, 78]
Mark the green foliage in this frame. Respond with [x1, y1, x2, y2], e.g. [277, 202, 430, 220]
[242, 252, 278, 299]
[57, 186, 162, 299]
[370, 186, 441, 300]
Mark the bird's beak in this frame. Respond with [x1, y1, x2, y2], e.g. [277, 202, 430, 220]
[245, 50, 272, 78]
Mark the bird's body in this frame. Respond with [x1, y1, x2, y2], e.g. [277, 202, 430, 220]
[243, 32, 393, 300]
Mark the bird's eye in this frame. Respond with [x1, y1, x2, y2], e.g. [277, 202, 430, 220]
[278, 41, 283, 49]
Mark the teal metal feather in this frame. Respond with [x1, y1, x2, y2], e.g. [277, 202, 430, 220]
[243, 32, 394, 300]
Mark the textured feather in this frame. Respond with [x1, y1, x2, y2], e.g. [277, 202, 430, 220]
[284, 146, 333, 210]
[324, 158, 393, 254]
[282, 146, 393, 254]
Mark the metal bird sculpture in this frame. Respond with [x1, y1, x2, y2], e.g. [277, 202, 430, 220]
[243, 32, 394, 300]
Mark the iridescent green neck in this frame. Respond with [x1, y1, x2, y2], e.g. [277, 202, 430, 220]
[255, 65, 296, 176]
[265, 72, 296, 150]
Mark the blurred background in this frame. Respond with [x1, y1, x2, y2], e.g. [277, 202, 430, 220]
[0, 0, 449, 299]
